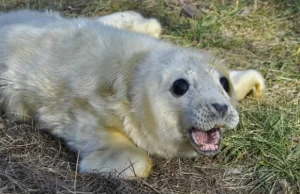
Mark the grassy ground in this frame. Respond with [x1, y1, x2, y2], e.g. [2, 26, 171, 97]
[0, 0, 299, 193]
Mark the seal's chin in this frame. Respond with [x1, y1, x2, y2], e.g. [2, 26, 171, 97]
[188, 127, 222, 156]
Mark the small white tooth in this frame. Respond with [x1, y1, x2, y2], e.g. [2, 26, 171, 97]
[192, 132, 197, 142]
[207, 144, 211, 150]
[213, 138, 218, 144]
[200, 145, 205, 151]
[204, 144, 208, 151]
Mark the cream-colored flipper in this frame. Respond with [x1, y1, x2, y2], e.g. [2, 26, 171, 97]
[79, 129, 153, 179]
[95, 11, 162, 38]
[229, 70, 265, 101]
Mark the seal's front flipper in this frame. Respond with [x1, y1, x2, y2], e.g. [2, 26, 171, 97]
[229, 70, 265, 101]
[79, 129, 153, 179]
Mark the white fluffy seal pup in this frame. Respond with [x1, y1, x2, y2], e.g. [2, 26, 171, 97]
[0, 10, 265, 178]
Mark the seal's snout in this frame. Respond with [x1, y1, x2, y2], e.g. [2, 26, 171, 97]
[211, 103, 228, 117]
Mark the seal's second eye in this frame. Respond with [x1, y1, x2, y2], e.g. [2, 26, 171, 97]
[171, 79, 189, 97]
[220, 77, 230, 93]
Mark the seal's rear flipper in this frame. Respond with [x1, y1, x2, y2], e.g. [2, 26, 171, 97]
[229, 70, 265, 101]
[95, 11, 162, 38]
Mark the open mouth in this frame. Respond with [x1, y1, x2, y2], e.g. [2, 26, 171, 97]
[188, 127, 222, 156]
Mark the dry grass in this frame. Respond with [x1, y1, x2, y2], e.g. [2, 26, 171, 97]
[0, 118, 236, 194]
[0, 0, 299, 193]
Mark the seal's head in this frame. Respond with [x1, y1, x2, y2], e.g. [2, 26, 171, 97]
[131, 48, 239, 158]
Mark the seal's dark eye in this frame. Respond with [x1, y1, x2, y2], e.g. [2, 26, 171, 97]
[171, 79, 189, 97]
[220, 77, 230, 93]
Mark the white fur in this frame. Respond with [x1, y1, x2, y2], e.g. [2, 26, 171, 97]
[0, 10, 263, 178]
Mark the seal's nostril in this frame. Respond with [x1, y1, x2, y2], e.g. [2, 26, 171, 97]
[212, 103, 228, 115]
